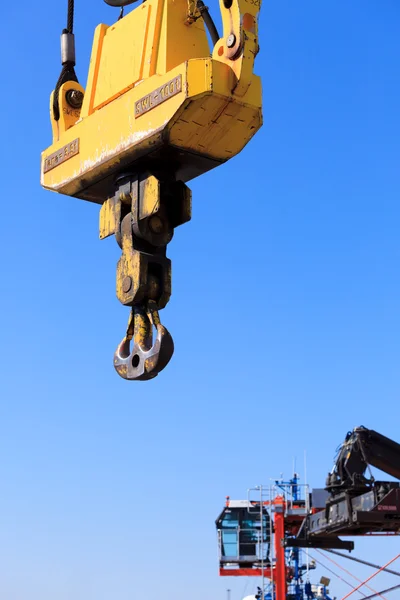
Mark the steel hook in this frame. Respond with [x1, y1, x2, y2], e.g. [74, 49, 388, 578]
[113, 301, 174, 380]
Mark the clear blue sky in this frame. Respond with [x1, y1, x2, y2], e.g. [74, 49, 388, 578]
[1, 1, 400, 599]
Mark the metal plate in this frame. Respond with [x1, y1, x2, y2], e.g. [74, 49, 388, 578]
[43, 139, 80, 174]
[135, 75, 182, 118]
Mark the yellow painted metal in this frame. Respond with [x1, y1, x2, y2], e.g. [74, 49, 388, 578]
[185, 0, 202, 24]
[169, 59, 262, 158]
[116, 216, 145, 306]
[50, 80, 85, 142]
[115, 210, 172, 308]
[41, 0, 263, 379]
[212, 0, 262, 98]
[41, 0, 262, 204]
[99, 196, 120, 239]
[138, 175, 160, 220]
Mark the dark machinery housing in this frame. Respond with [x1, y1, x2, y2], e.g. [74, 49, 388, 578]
[287, 427, 400, 551]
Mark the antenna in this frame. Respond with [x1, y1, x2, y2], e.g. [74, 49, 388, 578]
[304, 449, 310, 576]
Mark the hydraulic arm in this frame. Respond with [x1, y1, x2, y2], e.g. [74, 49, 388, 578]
[326, 426, 400, 492]
[41, 0, 262, 380]
[287, 427, 400, 552]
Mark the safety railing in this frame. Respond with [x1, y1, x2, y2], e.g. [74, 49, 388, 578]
[272, 480, 310, 516]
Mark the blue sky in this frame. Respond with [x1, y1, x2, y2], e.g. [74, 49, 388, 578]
[1, 0, 400, 598]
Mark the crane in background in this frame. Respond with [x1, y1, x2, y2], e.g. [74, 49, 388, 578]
[216, 427, 400, 600]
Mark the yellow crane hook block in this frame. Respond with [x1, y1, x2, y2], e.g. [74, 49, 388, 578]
[41, 0, 262, 380]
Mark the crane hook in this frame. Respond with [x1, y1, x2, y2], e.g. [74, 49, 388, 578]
[114, 301, 174, 380]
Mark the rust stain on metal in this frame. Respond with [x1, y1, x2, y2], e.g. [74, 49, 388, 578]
[135, 75, 182, 118]
[43, 139, 80, 173]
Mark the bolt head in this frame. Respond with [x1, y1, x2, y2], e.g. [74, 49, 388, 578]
[66, 89, 84, 109]
[148, 215, 164, 234]
[226, 34, 236, 48]
[122, 276, 132, 293]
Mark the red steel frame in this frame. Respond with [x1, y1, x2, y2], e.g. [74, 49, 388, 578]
[219, 495, 301, 600]
[273, 496, 287, 600]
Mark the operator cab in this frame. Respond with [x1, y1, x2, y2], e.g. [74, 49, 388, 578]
[216, 499, 270, 569]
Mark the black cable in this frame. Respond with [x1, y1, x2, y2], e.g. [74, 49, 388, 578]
[308, 553, 367, 597]
[325, 549, 400, 578]
[53, 0, 79, 121]
[67, 0, 74, 33]
[196, 0, 220, 47]
[362, 584, 400, 599]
